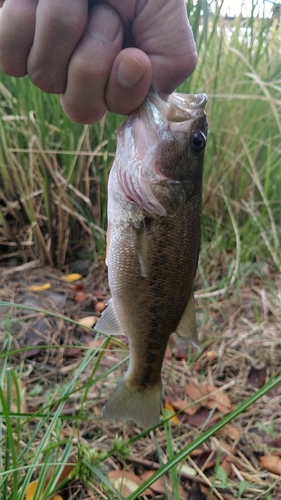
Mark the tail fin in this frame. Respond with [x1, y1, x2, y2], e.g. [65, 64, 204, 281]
[103, 377, 162, 428]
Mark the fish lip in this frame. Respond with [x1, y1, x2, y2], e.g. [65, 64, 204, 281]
[148, 90, 208, 125]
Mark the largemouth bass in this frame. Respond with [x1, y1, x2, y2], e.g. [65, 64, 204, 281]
[95, 91, 208, 428]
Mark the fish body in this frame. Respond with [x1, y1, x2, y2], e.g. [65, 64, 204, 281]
[95, 91, 208, 428]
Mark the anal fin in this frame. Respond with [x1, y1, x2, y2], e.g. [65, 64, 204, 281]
[174, 293, 200, 349]
[94, 298, 124, 336]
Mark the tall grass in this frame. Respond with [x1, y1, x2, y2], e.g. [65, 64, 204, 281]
[185, 0, 281, 289]
[0, 1, 280, 276]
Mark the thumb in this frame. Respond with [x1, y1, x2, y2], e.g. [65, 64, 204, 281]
[132, 0, 197, 95]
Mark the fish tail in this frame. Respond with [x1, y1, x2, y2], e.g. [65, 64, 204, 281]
[103, 377, 162, 429]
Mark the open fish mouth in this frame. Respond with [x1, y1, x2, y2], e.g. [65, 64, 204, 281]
[148, 90, 208, 125]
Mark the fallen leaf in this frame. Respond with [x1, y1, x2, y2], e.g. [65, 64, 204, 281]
[164, 403, 181, 424]
[25, 480, 63, 500]
[108, 470, 152, 497]
[221, 456, 233, 476]
[64, 347, 81, 358]
[200, 485, 219, 500]
[185, 383, 232, 413]
[27, 283, 51, 292]
[140, 470, 185, 496]
[185, 383, 203, 401]
[194, 450, 217, 471]
[215, 424, 240, 441]
[260, 455, 281, 474]
[247, 366, 267, 388]
[168, 398, 199, 416]
[78, 316, 98, 328]
[185, 407, 220, 429]
[188, 483, 206, 500]
[61, 273, 82, 282]
[205, 384, 232, 413]
[25, 462, 75, 500]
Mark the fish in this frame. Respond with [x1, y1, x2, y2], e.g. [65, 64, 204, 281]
[95, 91, 208, 428]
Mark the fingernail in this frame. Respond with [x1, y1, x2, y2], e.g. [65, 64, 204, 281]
[89, 5, 121, 43]
[117, 56, 145, 89]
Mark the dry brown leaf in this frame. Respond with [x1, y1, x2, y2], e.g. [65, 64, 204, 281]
[61, 273, 82, 282]
[78, 316, 98, 328]
[260, 455, 281, 474]
[108, 470, 153, 497]
[204, 384, 232, 413]
[27, 283, 51, 291]
[168, 398, 199, 416]
[185, 383, 202, 401]
[140, 470, 185, 496]
[216, 424, 240, 441]
[221, 456, 233, 476]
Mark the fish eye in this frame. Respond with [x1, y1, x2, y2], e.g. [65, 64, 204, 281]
[190, 131, 206, 152]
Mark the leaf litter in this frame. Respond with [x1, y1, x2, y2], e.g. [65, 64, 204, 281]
[1, 261, 281, 499]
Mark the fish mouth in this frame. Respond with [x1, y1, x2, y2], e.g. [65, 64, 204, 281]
[147, 90, 207, 133]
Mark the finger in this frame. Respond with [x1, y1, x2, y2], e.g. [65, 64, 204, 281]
[133, 0, 197, 96]
[27, 0, 88, 93]
[61, 4, 123, 124]
[105, 47, 152, 115]
[0, 0, 37, 76]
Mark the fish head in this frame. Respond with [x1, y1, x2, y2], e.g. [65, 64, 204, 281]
[109, 91, 208, 217]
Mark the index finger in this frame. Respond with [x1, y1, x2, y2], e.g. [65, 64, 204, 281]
[0, 0, 37, 76]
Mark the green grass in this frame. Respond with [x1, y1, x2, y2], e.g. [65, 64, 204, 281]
[0, 1, 280, 275]
[1, 1, 281, 498]
[1, 309, 280, 499]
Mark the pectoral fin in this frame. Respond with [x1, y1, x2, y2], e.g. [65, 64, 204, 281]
[133, 218, 148, 277]
[94, 298, 124, 336]
[174, 293, 200, 349]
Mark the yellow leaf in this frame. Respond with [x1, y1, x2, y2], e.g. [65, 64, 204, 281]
[51, 496, 63, 500]
[164, 403, 180, 424]
[27, 283, 51, 292]
[25, 480, 43, 500]
[78, 316, 98, 328]
[61, 273, 82, 282]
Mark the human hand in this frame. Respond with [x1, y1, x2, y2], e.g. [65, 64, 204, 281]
[0, 0, 197, 123]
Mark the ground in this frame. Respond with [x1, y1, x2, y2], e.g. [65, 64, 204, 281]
[0, 260, 281, 499]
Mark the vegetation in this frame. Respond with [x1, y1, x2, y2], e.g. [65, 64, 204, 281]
[0, 1, 281, 498]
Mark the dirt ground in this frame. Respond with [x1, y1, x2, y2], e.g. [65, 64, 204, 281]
[1, 260, 281, 499]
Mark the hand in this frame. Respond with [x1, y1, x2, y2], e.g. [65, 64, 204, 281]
[0, 0, 197, 123]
